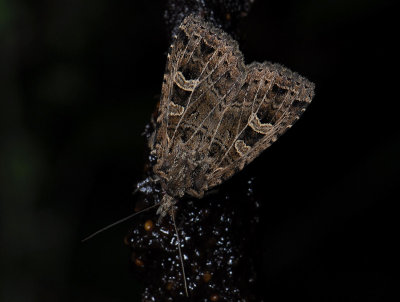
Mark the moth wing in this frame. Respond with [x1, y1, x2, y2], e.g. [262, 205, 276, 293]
[153, 14, 246, 171]
[152, 14, 315, 196]
[207, 62, 315, 189]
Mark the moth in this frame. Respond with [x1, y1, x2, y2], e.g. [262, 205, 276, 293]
[149, 14, 315, 218]
[83, 14, 315, 298]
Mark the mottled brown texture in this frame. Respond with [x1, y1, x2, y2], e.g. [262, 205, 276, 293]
[150, 14, 315, 217]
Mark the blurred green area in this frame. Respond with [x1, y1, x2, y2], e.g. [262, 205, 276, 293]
[0, 1, 166, 301]
[0, 0, 398, 301]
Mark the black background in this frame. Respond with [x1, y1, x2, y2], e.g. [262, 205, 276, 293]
[0, 0, 398, 301]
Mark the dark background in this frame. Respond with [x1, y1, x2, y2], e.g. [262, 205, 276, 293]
[0, 0, 398, 301]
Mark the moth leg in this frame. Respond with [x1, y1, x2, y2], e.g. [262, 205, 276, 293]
[157, 194, 176, 223]
[133, 175, 160, 195]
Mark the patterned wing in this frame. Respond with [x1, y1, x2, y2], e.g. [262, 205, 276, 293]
[152, 14, 315, 198]
[153, 14, 246, 170]
[207, 62, 315, 189]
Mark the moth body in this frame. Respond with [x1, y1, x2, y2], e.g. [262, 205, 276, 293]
[151, 14, 315, 218]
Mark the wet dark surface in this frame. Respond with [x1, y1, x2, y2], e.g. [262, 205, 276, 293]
[126, 138, 262, 301]
[164, 0, 254, 39]
[127, 176, 262, 301]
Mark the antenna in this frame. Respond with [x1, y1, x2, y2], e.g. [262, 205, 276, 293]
[81, 203, 158, 242]
[171, 209, 189, 297]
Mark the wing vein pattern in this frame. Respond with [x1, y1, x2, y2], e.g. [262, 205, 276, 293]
[152, 15, 315, 199]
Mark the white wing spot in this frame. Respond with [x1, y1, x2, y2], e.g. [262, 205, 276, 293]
[248, 113, 273, 134]
[169, 102, 185, 116]
[234, 140, 251, 156]
[174, 71, 199, 91]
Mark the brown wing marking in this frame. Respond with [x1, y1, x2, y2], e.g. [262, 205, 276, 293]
[167, 16, 246, 151]
[208, 62, 314, 189]
[154, 23, 202, 160]
[169, 49, 228, 143]
[183, 66, 245, 148]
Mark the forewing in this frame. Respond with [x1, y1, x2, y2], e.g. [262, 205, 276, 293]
[208, 62, 315, 188]
[153, 14, 246, 165]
